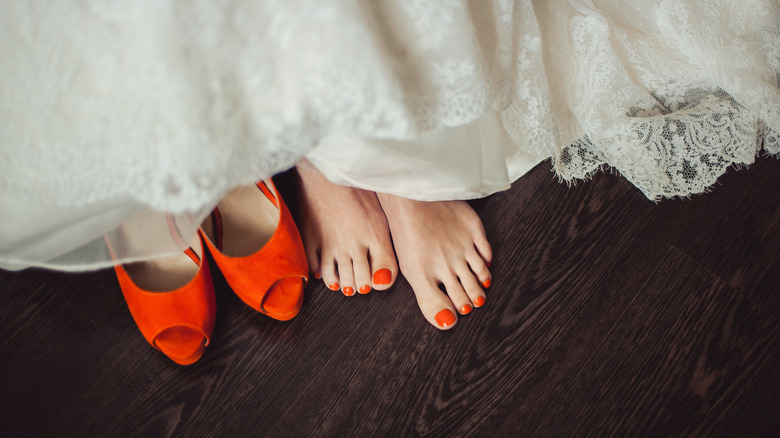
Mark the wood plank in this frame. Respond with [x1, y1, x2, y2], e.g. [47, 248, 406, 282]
[672, 157, 780, 317]
[525, 247, 780, 437]
[0, 269, 117, 436]
[0, 157, 777, 437]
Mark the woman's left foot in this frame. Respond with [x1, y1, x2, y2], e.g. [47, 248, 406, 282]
[376, 194, 492, 330]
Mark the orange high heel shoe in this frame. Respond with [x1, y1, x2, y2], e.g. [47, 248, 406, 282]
[108, 217, 216, 365]
[200, 180, 308, 321]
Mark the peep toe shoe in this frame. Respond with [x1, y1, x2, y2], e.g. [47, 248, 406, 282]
[200, 180, 308, 321]
[109, 225, 216, 365]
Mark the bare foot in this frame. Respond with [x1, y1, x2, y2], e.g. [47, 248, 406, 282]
[295, 159, 398, 296]
[376, 194, 492, 330]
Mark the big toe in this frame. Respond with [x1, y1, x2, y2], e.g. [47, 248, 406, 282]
[409, 279, 459, 330]
[370, 248, 398, 291]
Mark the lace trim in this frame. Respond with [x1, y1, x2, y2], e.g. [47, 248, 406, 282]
[1, 0, 778, 211]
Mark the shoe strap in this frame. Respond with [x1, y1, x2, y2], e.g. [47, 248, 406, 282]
[106, 215, 199, 264]
[256, 180, 278, 208]
[206, 179, 276, 253]
[201, 180, 274, 255]
[166, 214, 201, 264]
[209, 207, 224, 251]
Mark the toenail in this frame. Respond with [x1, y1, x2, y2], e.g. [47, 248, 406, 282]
[373, 268, 392, 285]
[434, 309, 457, 328]
[473, 296, 485, 307]
[313, 272, 321, 279]
[328, 283, 340, 291]
[482, 278, 491, 288]
[486, 261, 492, 268]
[359, 285, 371, 294]
[342, 286, 354, 296]
[460, 304, 472, 315]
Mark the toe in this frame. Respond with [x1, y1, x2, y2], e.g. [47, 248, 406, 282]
[306, 246, 322, 280]
[352, 250, 373, 295]
[433, 308, 458, 329]
[336, 254, 357, 297]
[409, 276, 459, 330]
[371, 267, 395, 290]
[370, 251, 398, 292]
[319, 254, 340, 292]
[368, 235, 398, 291]
[466, 251, 492, 289]
[455, 266, 485, 310]
[473, 234, 493, 267]
[441, 274, 476, 317]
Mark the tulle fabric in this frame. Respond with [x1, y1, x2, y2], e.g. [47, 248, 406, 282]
[1, 0, 778, 270]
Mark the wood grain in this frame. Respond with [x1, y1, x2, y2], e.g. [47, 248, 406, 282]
[1, 158, 778, 437]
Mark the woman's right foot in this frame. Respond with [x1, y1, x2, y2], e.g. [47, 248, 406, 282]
[295, 159, 398, 296]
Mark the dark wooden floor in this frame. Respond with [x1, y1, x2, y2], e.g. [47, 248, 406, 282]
[1, 157, 779, 437]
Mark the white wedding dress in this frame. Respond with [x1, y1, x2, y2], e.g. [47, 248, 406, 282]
[1, 0, 778, 270]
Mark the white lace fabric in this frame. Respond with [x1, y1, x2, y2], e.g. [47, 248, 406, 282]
[1, 0, 778, 270]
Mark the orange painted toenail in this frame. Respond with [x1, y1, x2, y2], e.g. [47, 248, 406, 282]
[435, 309, 457, 328]
[328, 283, 340, 291]
[482, 278, 491, 288]
[342, 286, 354, 296]
[359, 285, 371, 294]
[313, 272, 321, 279]
[373, 268, 392, 285]
[460, 304, 473, 315]
[474, 296, 485, 307]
